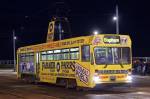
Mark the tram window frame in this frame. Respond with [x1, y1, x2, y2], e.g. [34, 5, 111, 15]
[47, 50, 54, 60]
[29, 53, 34, 62]
[19, 53, 26, 62]
[70, 47, 79, 60]
[19, 53, 34, 62]
[81, 45, 90, 62]
[25, 53, 30, 62]
[54, 49, 62, 60]
[41, 51, 47, 61]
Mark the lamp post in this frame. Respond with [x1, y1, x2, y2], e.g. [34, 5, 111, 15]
[113, 5, 119, 34]
[13, 30, 16, 71]
[93, 30, 98, 35]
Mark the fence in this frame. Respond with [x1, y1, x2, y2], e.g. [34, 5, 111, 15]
[1, 57, 150, 71]
[0, 60, 15, 69]
[0, 60, 14, 65]
[133, 57, 150, 63]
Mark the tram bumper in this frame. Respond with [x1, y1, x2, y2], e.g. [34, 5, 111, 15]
[92, 74, 132, 88]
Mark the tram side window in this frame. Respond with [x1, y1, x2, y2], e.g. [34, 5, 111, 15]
[70, 48, 79, 60]
[54, 49, 61, 60]
[41, 52, 47, 60]
[121, 48, 131, 64]
[29, 53, 34, 62]
[24, 53, 34, 62]
[62, 49, 70, 60]
[47, 50, 53, 60]
[26, 53, 30, 62]
[19, 53, 34, 62]
[19, 54, 26, 62]
[81, 45, 90, 61]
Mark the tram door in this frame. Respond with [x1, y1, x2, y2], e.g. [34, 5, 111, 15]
[35, 52, 40, 80]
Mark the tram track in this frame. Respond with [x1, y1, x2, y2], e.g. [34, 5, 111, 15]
[1, 73, 150, 99]
[0, 74, 59, 99]
[0, 84, 60, 99]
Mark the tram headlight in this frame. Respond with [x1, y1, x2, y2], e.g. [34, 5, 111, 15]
[93, 76, 100, 82]
[93, 74, 101, 83]
[126, 75, 132, 82]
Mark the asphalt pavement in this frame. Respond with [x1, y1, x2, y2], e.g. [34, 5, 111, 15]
[0, 69, 150, 99]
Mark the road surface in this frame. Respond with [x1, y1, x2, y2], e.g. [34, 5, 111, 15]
[0, 69, 150, 99]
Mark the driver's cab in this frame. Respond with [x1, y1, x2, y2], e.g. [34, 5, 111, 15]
[90, 35, 132, 85]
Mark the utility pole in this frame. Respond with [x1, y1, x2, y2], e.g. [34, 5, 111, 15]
[13, 30, 16, 71]
[58, 22, 62, 40]
[116, 4, 119, 34]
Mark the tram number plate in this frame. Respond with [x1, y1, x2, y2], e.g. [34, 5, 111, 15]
[110, 76, 116, 81]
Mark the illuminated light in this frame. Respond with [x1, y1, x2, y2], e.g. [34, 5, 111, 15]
[100, 76, 108, 79]
[14, 36, 17, 40]
[113, 16, 118, 21]
[103, 36, 120, 44]
[117, 75, 125, 78]
[103, 38, 119, 43]
[25, 16, 29, 18]
[93, 76, 100, 83]
[136, 92, 150, 95]
[93, 30, 98, 35]
[126, 75, 132, 82]
[93, 73, 101, 83]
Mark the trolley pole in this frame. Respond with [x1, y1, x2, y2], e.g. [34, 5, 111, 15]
[13, 30, 16, 71]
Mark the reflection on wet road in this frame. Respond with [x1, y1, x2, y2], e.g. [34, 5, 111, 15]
[0, 70, 150, 99]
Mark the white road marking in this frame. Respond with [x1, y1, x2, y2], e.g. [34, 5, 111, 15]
[86, 91, 150, 99]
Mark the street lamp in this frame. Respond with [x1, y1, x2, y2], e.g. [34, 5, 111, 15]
[13, 30, 16, 71]
[93, 30, 98, 35]
[113, 5, 119, 34]
[113, 16, 118, 21]
[14, 36, 17, 40]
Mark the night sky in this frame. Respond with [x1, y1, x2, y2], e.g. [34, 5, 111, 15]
[0, 0, 150, 59]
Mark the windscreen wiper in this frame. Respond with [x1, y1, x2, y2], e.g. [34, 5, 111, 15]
[120, 63, 124, 68]
[103, 64, 108, 68]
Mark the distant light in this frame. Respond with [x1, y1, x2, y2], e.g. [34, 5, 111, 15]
[93, 30, 98, 35]
[14, 36, 17, 40]
[25, 16, 29, 18]
[62, 29, 64, 33]
[20, 26, 24, 30]
[113, 16, 118, 21]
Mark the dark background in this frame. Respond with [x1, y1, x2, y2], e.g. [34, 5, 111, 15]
[0, 0, 149, 59]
